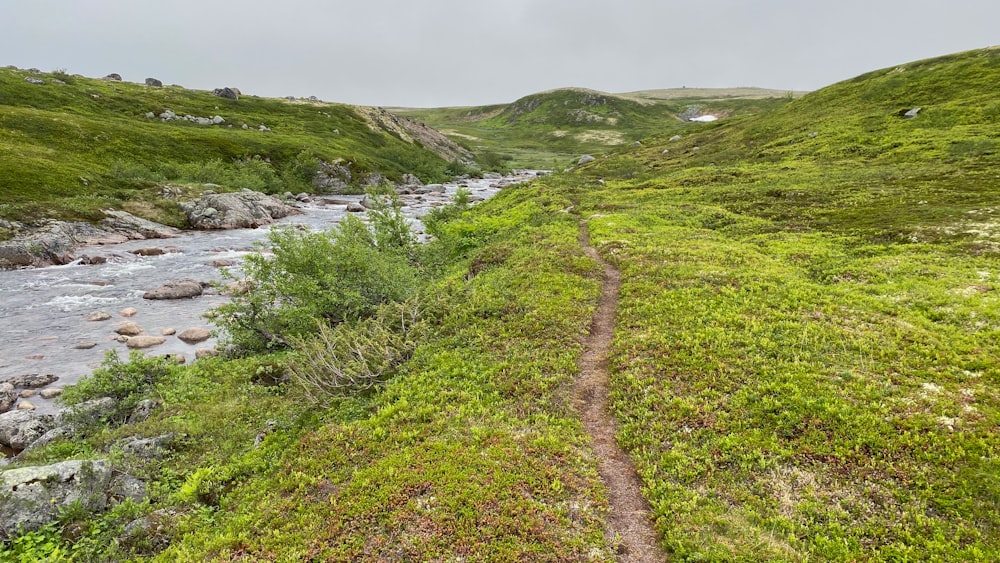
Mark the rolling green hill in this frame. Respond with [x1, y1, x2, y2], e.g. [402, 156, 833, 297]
[4, 48, 1000, 561]
[0, 68, 465, 225]
[394, 87, 798, 169]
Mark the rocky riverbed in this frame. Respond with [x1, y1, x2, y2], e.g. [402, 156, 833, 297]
[0, 172, 542, 420]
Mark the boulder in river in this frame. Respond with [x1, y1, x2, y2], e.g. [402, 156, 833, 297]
[120, 307, 138, 317]
[0, 459, 113, 537]
[143, 279, 204, 300]
[126, 336, 167, 349]
[0, 373, 58, 389]
[177, 327, 211, 344]
[179, 189, 296, 230]
[86, 311, 112, 322]
[115, 321, 144, 336]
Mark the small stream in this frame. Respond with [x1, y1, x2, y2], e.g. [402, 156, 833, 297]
[0, 172, 541, 414]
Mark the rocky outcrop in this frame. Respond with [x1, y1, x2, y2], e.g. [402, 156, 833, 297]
[313, 161, 352, 193]
[0, 374, 58, 389]
[0, 410, 55, 451]
[0, 211, 180, 269]
[99, 210, 181, 239]
[179, 189, 296, 230]
[212, 87, 239, 100]
[143, 279, 204, 300]
[103, 73, 123, 81]
[355, 106, 474, 164]
[0, 459, 113, 537]
[578, 155, 595, 165]
[144, 77, 162, 87]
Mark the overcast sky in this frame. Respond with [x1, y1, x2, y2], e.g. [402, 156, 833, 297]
[3, 1, 998, 107]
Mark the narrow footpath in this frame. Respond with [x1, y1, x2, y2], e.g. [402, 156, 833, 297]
[577, 223, 666, 562]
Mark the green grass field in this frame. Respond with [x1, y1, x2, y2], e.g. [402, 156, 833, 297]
[3, 47, 1000, 561]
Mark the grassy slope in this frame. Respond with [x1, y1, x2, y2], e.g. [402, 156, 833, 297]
[0, 68, 453, 223]
[394, 88, 793, 169]
[561, 46, 1000, 559]
[4, 49, 1000, 561]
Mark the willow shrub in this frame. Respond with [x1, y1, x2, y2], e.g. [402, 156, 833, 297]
[208, 193, 418, 354]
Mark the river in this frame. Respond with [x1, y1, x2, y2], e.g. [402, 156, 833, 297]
[0, 172, 541, 414]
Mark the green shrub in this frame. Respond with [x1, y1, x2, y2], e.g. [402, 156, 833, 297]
[59, 350, 172, 423]
[207, 202, 419, 353]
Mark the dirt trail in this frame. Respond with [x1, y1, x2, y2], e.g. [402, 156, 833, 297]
[576, 223, 666, 562]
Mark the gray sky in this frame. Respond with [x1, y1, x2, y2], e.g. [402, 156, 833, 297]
[3, 1, 998, 107]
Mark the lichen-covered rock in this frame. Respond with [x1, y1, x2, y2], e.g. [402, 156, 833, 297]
[0, 384, 15, 413]
[0, 459, 113, 537]
[179, 189, 295, 230]
[0, 410, 55, 450]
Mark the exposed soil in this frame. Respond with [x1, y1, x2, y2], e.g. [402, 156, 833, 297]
[577, 223, 666, 562]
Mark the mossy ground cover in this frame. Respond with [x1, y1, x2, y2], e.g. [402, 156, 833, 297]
[0, 68, 454, 224]
[3, 48, 1000, 561]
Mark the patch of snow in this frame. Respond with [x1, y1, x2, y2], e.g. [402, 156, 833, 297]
[689, 115, 718, 122]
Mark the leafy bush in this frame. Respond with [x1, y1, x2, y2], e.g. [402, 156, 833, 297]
[288, 299, 427, 405]
[207, 197, 418, 353]
[59, 350, 172, 422]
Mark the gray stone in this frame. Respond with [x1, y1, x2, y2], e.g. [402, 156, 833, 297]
[143, 279, 204, 300]
[212, 87, 239, 100]
[180, 190, 295, 230]
[212, 115, 225, 124]
[39, 388, 63, 400]
[75, 341, 98, 350]
[904, 107, 922, 119]
[0, 384, 15, 413]
[121, 434, 175, 459]
[144, 77, 162, 87]
[0, 410, 55, 450]
[109, 473, 147, 503]
[101, 209, 181, 240]
[669, 135, 683, 142]
[126, 336, 167, 349]
[346, 203, 365, 213]
[127, 399, 158, 424]
[16, 401, 35, 411]
[0, 373, 58, 389]
[24, 77, 45, 85]
[578, 155, 596, 165]
[103, 73, 123, 81]
[56, 397, 117, 428]
[20, 425, 72, 454]
[400, 173, 423, 187]
[177, 327, 211, 344]
[0, 459, 113, 536]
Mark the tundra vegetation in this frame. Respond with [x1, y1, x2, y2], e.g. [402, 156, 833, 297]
[3, 47, 1000, 561]
[0, 67, 460, 228]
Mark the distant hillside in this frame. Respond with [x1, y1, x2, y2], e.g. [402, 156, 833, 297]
[394, 87, 795, 169]
[0, 67, 468, 224]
